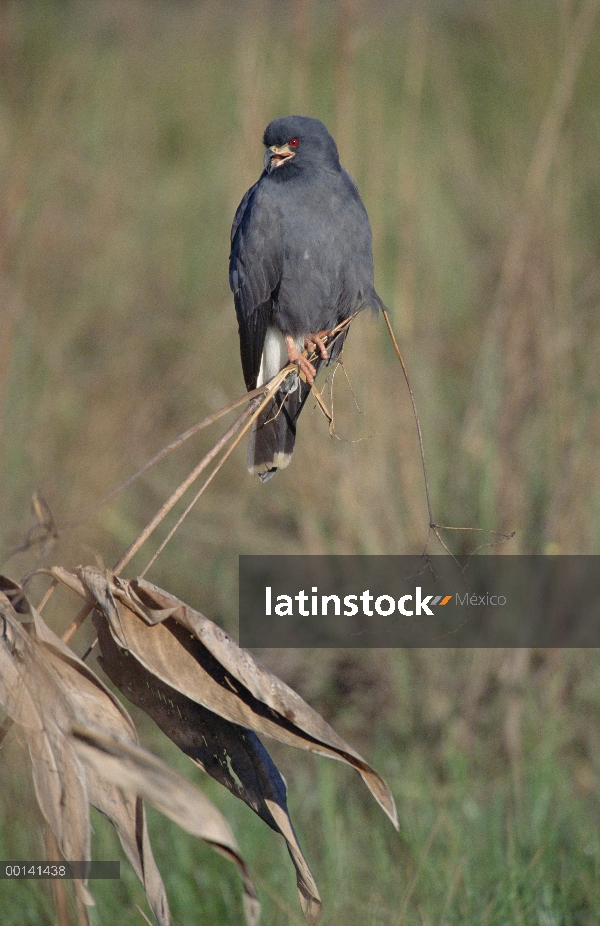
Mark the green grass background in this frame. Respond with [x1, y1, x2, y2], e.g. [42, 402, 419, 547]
[1, 0, 600, 923]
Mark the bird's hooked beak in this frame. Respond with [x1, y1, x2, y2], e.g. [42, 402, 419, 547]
[264, 144, 296, 173]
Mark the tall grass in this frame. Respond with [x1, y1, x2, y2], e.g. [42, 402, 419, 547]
[1, 1, 600, 923]
[3, 1, 600, 570]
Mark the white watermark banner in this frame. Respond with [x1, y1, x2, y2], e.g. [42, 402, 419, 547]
[238, 555, 600, 647]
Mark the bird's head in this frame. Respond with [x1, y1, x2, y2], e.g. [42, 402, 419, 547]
[262, 116, 340, 178]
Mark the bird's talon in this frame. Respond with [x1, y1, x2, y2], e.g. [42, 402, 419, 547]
[284, 338, 316, 384]
[296, 357, 315, 385]
[304, 330, 331, 361]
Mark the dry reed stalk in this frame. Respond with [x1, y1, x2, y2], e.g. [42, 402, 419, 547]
[112, 395, 262, 575]
[139, 379, 292, 576]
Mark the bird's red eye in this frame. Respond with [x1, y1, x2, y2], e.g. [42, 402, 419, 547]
[289, 137, 299, 148]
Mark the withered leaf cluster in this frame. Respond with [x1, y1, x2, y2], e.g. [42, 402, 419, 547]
[0, 568, 397, 925]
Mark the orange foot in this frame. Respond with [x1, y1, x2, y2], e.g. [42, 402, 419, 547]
[304, 329, 332, 362]
[284, 331, 332, 386]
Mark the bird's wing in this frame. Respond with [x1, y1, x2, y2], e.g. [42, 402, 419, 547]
[230, 179, 282, 390]
[230, 177, 261, 244]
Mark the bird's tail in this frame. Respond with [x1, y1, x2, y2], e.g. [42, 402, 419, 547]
[247, 378, 310, 481]
[248, 325, 349, 481]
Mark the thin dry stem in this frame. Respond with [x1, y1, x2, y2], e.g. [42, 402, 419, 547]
[306, 381, 333, 432]
[139, 377, 292, 575]
[38, 579, 58, 612]
[62, 601, 94, 645]
[382, 307, 433, 528]
[308, 372, 373, 445]
[112, 396, 263, 576]
[336, 357, 362, 413]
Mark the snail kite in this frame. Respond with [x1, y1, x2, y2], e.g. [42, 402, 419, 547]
[230, 115, 384, 480]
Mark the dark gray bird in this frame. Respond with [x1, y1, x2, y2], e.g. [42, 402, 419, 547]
[229, 115, 384, 480]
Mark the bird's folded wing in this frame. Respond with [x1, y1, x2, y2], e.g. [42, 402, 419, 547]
[230, 181, 283, 390]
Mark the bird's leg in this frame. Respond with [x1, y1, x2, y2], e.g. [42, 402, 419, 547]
[304, 330, 332, 361]
[284, 334, 317, 385]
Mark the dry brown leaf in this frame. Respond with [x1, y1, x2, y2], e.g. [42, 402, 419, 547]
[0, 592, 95, 909]
[94, 614, 321, 923]
[52, 567, 397, 829]
[0, 586, 171, 925]
[49, 565, 398, 924]
[0, 597, 43, 732]
[28, 722, 94, 906]
[72, 725, 260, 926]
[29, 595, 171, 923]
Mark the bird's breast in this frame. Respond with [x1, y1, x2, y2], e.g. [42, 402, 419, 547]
[263, 173, 373, 334]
